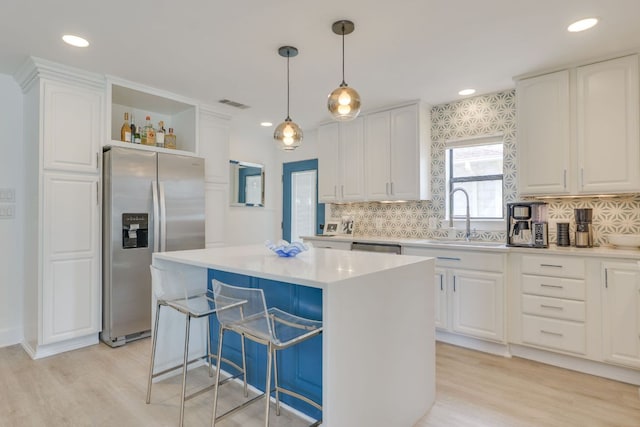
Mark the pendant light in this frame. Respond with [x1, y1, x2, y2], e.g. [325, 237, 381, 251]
[327, 20, 361, 121]
[274, 46, 303, 151]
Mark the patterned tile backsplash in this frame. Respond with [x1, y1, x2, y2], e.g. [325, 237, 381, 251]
[330, 89, 640, 246]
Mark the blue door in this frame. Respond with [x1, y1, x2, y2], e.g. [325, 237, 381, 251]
[282, 159, 324, 242]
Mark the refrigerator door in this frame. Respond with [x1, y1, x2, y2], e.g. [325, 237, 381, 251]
[158, 153, 205, 251]
[102, 147, 156, 345]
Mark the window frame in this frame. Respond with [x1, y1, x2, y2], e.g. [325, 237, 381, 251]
[445, 135, 505, 226]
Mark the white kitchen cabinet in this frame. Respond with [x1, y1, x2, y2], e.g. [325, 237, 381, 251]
[576, 55, 640, 193]
[364, 103, 430, 201]
[517, 54, 640, 196]
[15, 57, 104, 358]
[42, 80, 103, 173]
[205, 182, 228, 247]
[402, 246, 506, 343]
[516, 70, 571, 195]
[318, 119, 365, 203]
[199, 107, 231, 183]
[451, 269, 504, 341]
[601, 261, 640, 369]
[42, 173, 100, 344]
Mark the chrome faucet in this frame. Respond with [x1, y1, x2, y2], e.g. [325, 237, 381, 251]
[449, 187, 471, 241]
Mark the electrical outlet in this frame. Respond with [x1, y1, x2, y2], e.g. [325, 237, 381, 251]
[0, 188, 15, 202]
[0, 204, 15, 219]
[428, 217, 438, 229]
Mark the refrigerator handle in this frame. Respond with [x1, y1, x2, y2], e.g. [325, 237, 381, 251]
[152, 181, 160, 253]
[159, 181, 167, 252]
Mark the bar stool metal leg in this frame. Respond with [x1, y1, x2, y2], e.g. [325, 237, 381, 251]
[273, 348, 280, 416]
[179, 314, 192, 427]
[211, 325, 225, 427]
[264, 342, 273, 427]
[206, 316, 213, 377]
[146, 302, 162, 404]
[240, 334, 248, 397]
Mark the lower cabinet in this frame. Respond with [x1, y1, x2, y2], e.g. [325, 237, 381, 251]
[602, 261, 640, 369]
[403, 247, 506, 343]
[301, 237, 351, 251]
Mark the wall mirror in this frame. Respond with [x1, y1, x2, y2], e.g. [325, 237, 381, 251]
[229, 160, 265, 207]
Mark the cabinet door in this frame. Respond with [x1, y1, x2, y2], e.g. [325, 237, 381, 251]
[451, 269, 504, 342]
[602, 262, 640, 368]
[42, 173, 100, 344]
[339, 118, 366, 201]
[199, 111, 230, 183]
[205, 183, 227, 247]
[317, 122, 341, 203]
[389, 104, 420, 200]
[364, 110, 391, 200]
[434, 268, 448, 330]
[577, 55, 640, 194]
[43, 80, 102, 173]
[517, 71, 571, 195]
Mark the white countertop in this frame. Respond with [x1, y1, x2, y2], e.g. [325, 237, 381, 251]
[302, 235, 640, 259]
[153, 244, 432, 289]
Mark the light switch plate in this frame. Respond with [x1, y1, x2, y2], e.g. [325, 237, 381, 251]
[0, 188, 16, 202]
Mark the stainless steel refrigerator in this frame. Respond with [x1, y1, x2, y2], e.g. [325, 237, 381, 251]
[101, 146, 205, 347]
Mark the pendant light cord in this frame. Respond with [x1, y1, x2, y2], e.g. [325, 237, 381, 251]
[341, 24, 346, 86]
[286, 49, 291, 120]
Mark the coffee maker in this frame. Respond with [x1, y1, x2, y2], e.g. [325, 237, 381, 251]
[507, 202, 549, 248]
[574, 208, 593, 248]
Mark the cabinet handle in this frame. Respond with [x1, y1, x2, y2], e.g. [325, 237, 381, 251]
[540, 284, 563, 289]
[604, 268, 608, 288]
[440, 274, 444, 291]
[540, 330, 563, 337]
[96, 181, 99, 205]
[563, 169, 567, 189]
[341, 184, 344, 199]
[453, 276, 456, 292]
[540, 304, 563, 310]
[540, 264, 563, 268]
[390, 182, 394, 195]
[334, 185, 337, 198]
[437, 256, 461, 261]
[96, 152, 99, 169]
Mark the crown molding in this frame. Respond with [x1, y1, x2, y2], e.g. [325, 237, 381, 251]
[14, 56, 104, 93]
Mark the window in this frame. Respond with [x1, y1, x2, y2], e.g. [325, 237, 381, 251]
[446, 137, 504, 221]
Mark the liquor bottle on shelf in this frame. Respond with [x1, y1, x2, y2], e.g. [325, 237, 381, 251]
[121, 112, 131, 142]
[142, 116, 156, 146]
[133, 124, 141, 143]
[130, 114, 137, 144]
[156, 121, 165, 148]
[165, 128, 177, 149]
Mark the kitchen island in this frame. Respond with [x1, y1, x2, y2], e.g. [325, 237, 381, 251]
[152, 244, 435, 427]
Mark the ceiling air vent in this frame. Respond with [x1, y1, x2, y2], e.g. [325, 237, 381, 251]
[218, 99, 250, 109]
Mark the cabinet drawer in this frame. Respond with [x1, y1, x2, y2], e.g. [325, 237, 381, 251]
[403, 247, 504, 272]
[522, 295, 585, 321]
[521, 255, 585, 279]
[521, 275, 586, 300]
[522, 314, 586, 355]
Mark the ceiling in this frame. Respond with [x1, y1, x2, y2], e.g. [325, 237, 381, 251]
[3, 0, 640, 133]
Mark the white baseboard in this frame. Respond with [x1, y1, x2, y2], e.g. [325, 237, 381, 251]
[436, 330, 511, 357]
[21, 334, 99, 359]
[510, 344, 640, 386]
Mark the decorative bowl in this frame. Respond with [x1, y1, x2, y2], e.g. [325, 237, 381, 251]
[607, 234, 640, 248]
[265, 240, 309, 257]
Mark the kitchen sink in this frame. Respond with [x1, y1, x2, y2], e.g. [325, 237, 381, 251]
[422, 239, 505, 248]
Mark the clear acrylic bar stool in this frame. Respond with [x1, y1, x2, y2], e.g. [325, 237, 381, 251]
[211, 279, 323, 427]
[146, 266, 247, 427]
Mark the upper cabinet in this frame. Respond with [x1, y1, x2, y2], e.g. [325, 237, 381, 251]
[364, 102, 431, 201]
[318, 118, 365, 203]
[107, 78, 198, 155]
[517, 54, 640, 196]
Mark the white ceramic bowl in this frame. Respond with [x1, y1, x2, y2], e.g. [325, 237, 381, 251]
[607, 234, 640, 248]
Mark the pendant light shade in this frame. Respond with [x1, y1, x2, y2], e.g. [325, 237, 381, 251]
[274, 46, 303, 151]
[328, 20, 361, 121]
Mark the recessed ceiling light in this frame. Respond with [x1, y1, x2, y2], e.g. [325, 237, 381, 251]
[260, 122, 273, 127]
[567, 18, 598, 32]
[458, 89, 476, 96]
[62, 34, 90, 47]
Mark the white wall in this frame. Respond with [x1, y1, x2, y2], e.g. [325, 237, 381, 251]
[0, 74, 24, 346]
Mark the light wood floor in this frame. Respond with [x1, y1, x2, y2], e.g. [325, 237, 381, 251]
[1, 339, 639, 426]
